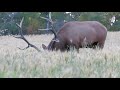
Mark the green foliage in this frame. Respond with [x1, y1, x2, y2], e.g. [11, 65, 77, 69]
[79, 12, 108, 30]
[52, 12, 66, 21]
[1, 12, 120, 35]
[78, 12, 120, 31]
[110, 21, 120, 31]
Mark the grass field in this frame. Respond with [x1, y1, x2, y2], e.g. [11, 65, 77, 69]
[0, 32, 120, 78]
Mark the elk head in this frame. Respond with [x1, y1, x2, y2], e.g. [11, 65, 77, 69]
[41, 22, 60, 51]
[42, 35, 60, 51]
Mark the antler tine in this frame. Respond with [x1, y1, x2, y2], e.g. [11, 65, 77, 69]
[50, 26, 57, 38]
[16, 17, 24, 28]
[17, 45, 29, 50]
[40, 12, 57, 38]
[14, 17, 41, 52]
[40, 16, 53, 24]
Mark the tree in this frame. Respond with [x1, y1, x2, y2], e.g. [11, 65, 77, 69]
[1, 12, 120, 36]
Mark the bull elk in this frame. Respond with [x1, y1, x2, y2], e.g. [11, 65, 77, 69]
[42, 18, 107, 52]
[14, 16, 107, 52]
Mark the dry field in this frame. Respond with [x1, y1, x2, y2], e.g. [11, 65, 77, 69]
[0, 32, 120, 78]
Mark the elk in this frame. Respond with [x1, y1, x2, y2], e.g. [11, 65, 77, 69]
[41, 18, 107, 52]
[14, 16, 107, 52]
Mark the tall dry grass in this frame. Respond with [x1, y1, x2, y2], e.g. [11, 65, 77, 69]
[0, 32, 120, 78]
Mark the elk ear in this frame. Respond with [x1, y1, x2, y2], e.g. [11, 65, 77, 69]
[42, 44, 47, 50]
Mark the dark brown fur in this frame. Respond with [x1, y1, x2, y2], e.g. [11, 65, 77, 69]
[42, 21, 107, 51]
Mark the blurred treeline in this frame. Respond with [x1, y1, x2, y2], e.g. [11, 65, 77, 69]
[0, 12, 119, 35]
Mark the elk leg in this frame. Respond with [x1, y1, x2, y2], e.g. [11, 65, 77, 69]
[98, 41, 105, 49]
[74, 44, 80, 52]
[92, 42, 99, 49]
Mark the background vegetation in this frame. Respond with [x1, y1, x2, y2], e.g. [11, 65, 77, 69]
[0, 12, 120, 35]
[0, 12, 120, 78]
[0, 32, 120, 78]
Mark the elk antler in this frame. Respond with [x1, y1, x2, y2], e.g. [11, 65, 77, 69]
[14, 17, 41, 52]
[39, 12, 57, 38]
[40, 16, 54, 25]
